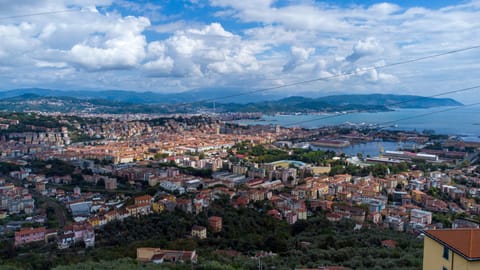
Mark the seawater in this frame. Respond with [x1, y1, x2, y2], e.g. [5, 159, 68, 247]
[234, 106, 480, 156]
[236, 106, 480, 140]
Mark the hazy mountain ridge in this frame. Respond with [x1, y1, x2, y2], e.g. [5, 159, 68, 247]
[0, 89, 463, 114]
[0, 88, 280, 104]
[316, 94, 462, 108]
[210, 94, 462, 113]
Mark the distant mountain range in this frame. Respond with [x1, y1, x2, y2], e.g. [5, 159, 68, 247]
[210, 94, 462, 113]
[0, 88, 463, 114]
[0, 88, 283, 104]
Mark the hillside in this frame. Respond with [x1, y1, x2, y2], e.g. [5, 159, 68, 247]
[212, 94, 462, 113]
[0, 90, 463, 114]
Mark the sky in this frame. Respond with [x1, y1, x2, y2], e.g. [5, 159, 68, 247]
[1, 0, 480, 102]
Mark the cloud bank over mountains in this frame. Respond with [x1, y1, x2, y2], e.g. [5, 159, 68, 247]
[1, 0, 480, 101]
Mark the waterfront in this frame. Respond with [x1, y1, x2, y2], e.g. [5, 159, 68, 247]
[236, 106, 480, 141]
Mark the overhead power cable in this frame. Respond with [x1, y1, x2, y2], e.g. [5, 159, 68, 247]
[178, 44, 480, 108]
[0, 9, 80, 21]
[271, 84, 480, 127]
[378, 102, 480, 127]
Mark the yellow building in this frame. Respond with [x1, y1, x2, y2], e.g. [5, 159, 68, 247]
[423, 229, 480, 270]
[152, 202, 165, 213]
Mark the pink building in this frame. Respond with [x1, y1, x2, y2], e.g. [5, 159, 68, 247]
[14, 227, 46, 246]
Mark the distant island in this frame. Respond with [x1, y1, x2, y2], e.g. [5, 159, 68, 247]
[0, 89, 463, 114]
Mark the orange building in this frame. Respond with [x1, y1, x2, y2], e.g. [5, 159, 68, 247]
[208, 216, 223, 232]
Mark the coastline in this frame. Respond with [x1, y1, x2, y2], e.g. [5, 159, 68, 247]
[232, 106, 480, 140]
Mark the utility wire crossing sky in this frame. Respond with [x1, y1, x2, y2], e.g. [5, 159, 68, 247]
[1, 0, 480, 103]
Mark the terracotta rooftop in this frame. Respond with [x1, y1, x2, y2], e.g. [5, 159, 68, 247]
[135, 195, 153, 201]
[15, 227, 46, 236]
[424, 229, 480, 260]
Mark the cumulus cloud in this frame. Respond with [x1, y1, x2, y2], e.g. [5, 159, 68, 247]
[283, 46, 315, 72]
[0, 24, 39, 63]
[67, 16, 150, 70]
[368, 3, 401, 16]
[354, 67, 398, 84]
[0, 0, 480, 98]
[143, 23, 261, 78]
[210, 0, 349, 31]
[346, 37, 383, 62]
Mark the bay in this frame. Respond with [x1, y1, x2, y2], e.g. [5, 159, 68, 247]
[236, 106, 480, 140]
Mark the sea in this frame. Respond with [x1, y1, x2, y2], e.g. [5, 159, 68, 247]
[235, 106, 480, 157]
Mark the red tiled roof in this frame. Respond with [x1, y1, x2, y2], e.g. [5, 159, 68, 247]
[15, 227, 46, 236]
[425, 229, 480, 260]
[381, 239, 397, 248]
[135, 195, 153, 201]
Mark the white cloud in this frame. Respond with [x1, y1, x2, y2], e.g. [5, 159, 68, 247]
[153, 21, 187, 33]
[0, 0, 479, 102]
[210, 0, 350, 31]
[67, 16, 150, 70]
[346, 37, 383, 62]
[144, 23, 261, 79]
[283, 46, 315, 72]
[368, 3, 401, 16]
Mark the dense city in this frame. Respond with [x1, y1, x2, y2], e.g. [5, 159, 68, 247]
[1, 111, 479, 269]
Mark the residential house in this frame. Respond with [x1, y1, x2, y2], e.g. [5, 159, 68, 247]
[423, 229, 480, 270]
[208, 216, 222, 232]
[176, 198, 193, 213]
[137, 248, 197, 264]
[58, 222, 95, 248]
[452, 219, 480, 229]
[14, 227, 46, 246]
[333, 205, 366, 224]
[384, 216, 405, 231]
[126, 203, 151, 217]
[410, 209, 433, 225]
[191, 225, 207, 239]
[135, 195, 153, 205]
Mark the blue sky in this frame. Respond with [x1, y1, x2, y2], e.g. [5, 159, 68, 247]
[0, 0, 479, 102]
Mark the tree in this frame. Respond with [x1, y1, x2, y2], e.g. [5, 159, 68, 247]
[96, 179, 105, 188]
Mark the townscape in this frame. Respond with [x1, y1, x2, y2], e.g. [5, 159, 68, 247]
[1, 111, 479, 269]
[2, 1, 480, 269]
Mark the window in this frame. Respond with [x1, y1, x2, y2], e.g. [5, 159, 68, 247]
[443, 246, 449, 260]
[442, 267, 448, 270]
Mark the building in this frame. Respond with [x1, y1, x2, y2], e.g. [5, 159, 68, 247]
[135, 195, 153, 205]
[126, 203, 151, 217]
[452, 219, 480, 229]
[208, 216, 222, 232]
[14, 227, 46, 246]
[104, 178, 117, 190]
[159, 181, 185, 194]
[73, 186, 81, 196]
[69, 201, 92, 216]
[410, 209, 432, 225]
[35, 181, 46, 192]
[191, 225, 207, 239]
[58, 222, 95, 249]
[423, 229, 480, 270]
[137, 248, 197, 264]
